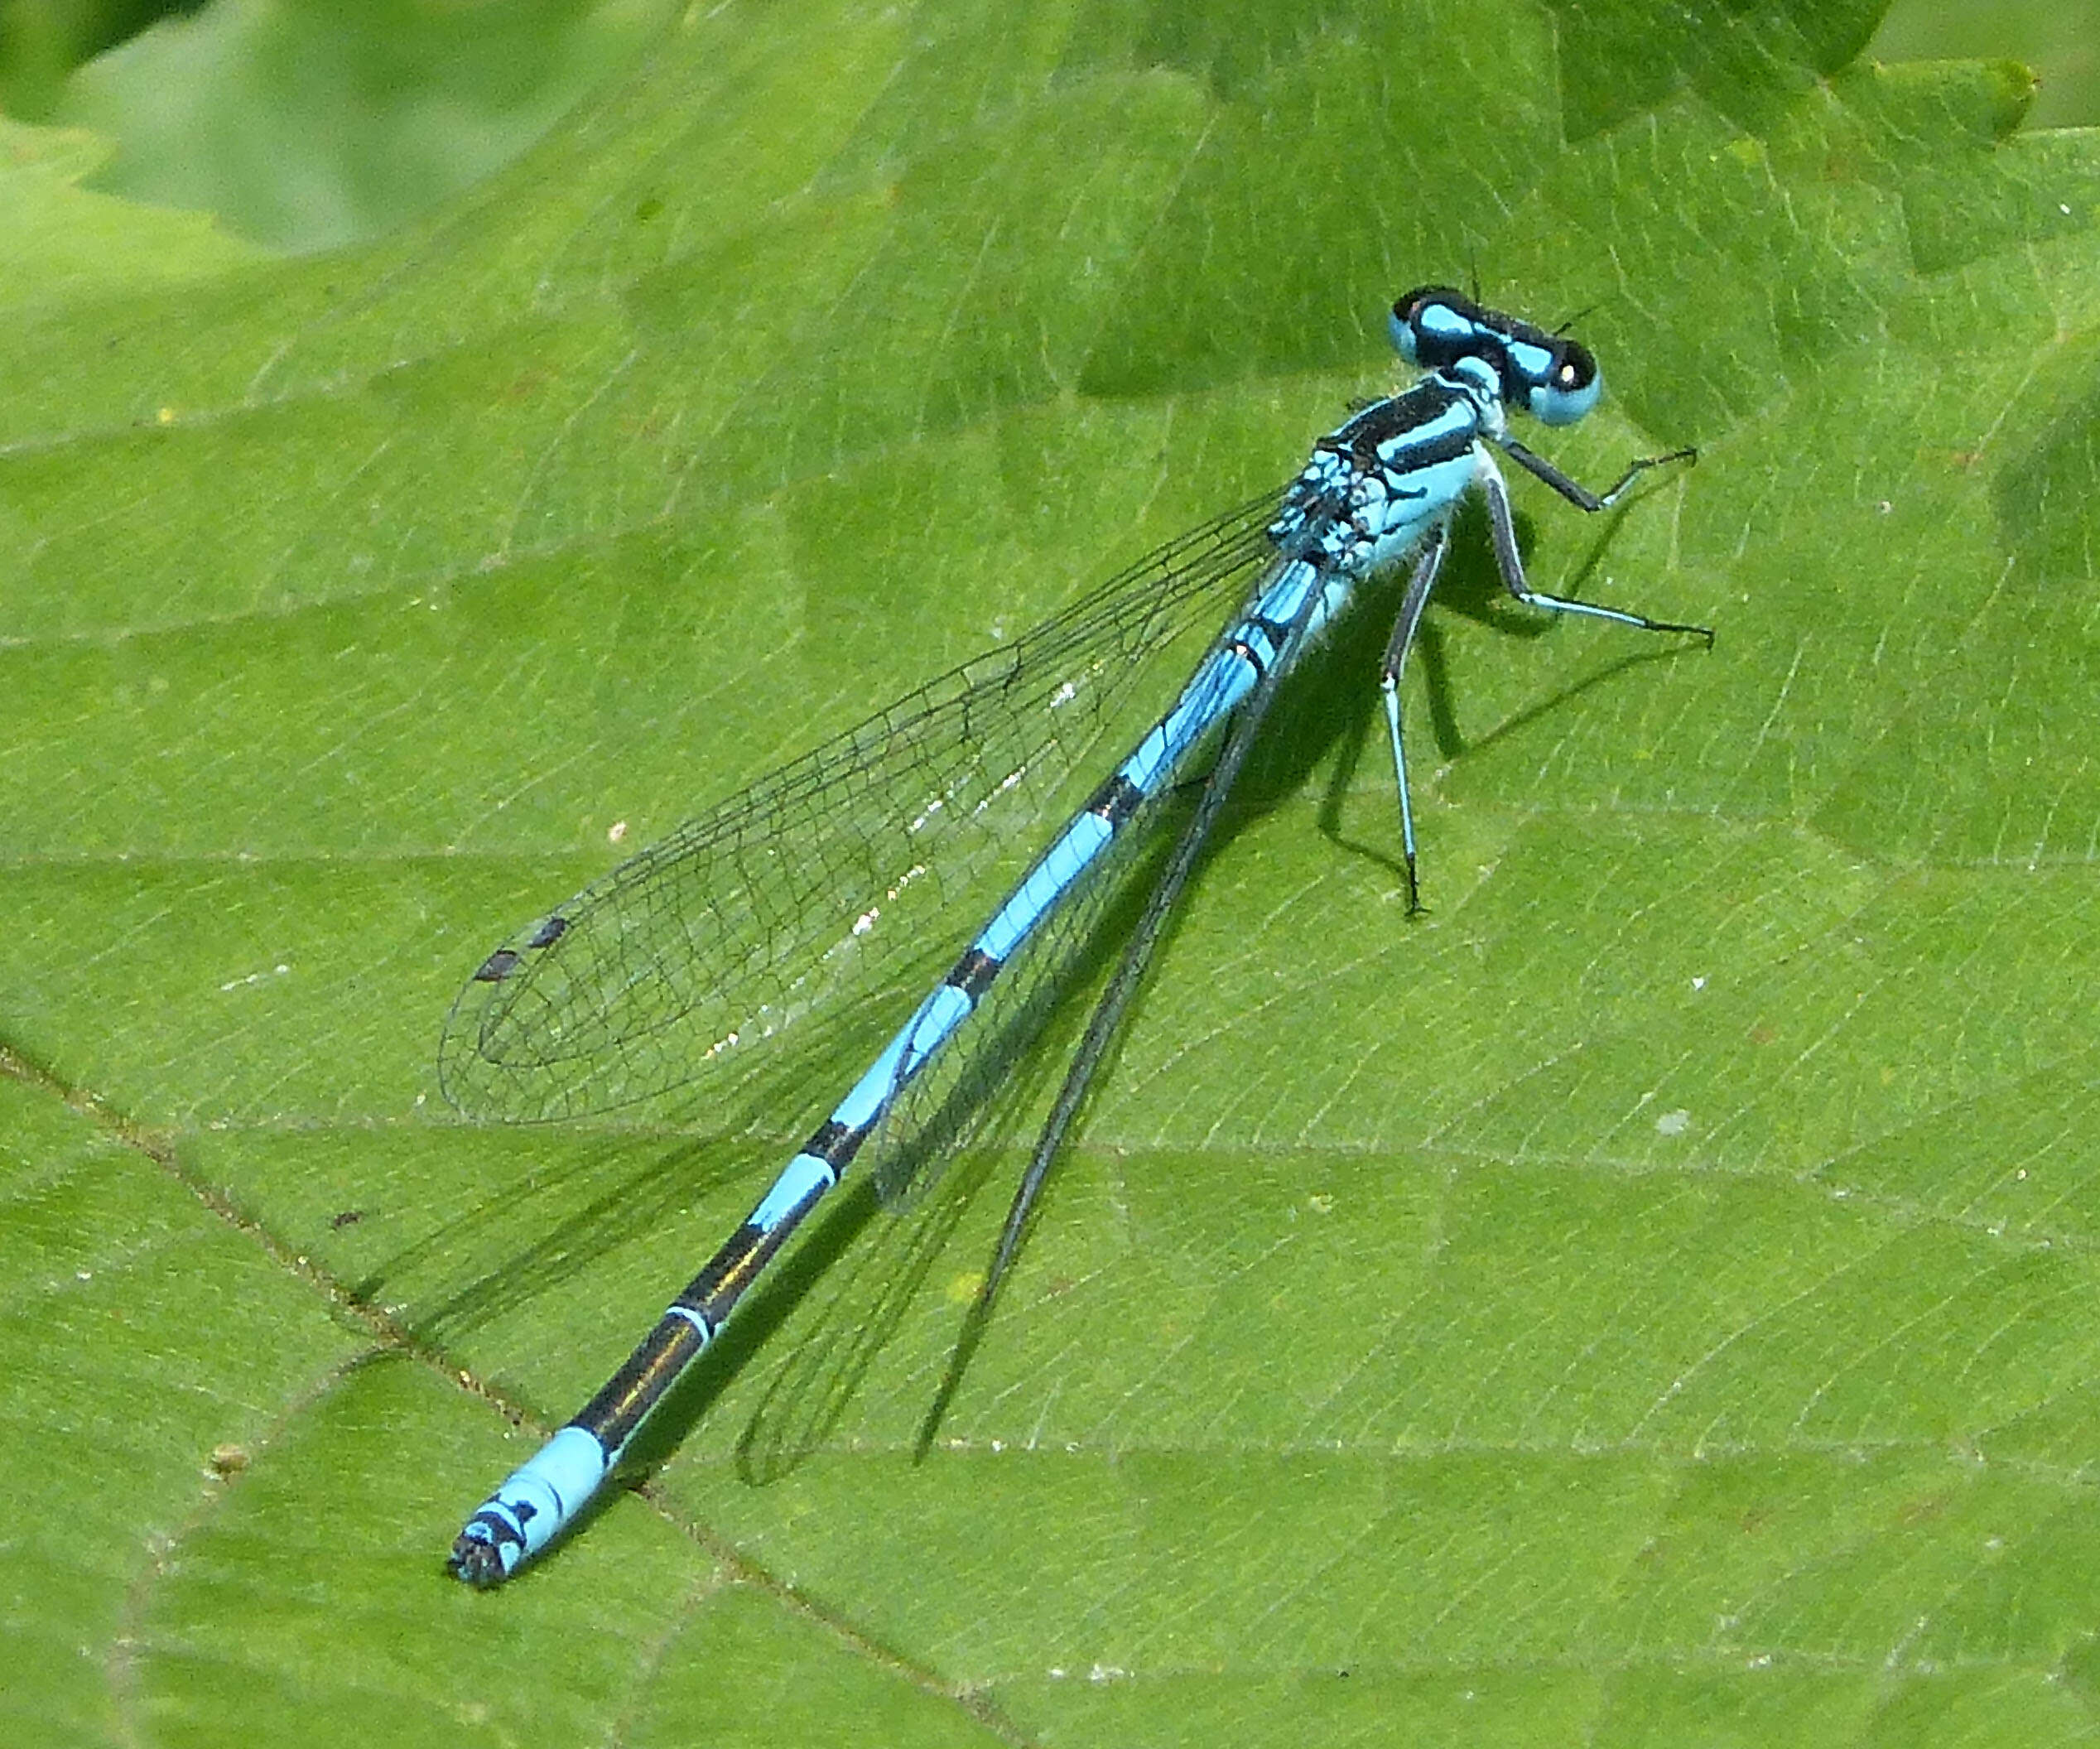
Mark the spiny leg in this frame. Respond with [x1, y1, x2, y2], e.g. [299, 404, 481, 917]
[1376, 525, 1452, 913]
[912, 581, 1325, 1457]
[1499, 436, 1698, 513]
[1478, 456, 1713, 643]
[985, 576, 1330, 1307]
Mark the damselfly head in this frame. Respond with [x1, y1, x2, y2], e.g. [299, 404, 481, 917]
[1388, 285, 1483, 369]
[1388, 285, 1603, 428]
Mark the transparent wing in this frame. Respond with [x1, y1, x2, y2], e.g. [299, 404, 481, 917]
[439, 493, 1285, 1124]
[865, 614, 1264, 1205]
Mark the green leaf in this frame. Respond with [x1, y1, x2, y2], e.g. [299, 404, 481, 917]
[42, 0, 672, 253]
[7, 1, 2100, 1742]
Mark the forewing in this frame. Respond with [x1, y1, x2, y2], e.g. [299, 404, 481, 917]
[864, 629, 1260, 1205]
[438, 495, 1284, 1124]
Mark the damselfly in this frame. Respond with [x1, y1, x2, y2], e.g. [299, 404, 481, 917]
[441, 287, 1710, 1584]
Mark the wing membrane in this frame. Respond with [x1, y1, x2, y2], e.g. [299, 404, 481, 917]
[439, 494, 1284, 1124]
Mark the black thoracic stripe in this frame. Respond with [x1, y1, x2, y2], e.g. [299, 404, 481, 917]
[946, 946, 1002, 1000]
[1377, 418, 1478, 473]
[802, 1118, 866, 1171]
[1327, 377, 1450, 435]
[1086, 773, 1145, 826]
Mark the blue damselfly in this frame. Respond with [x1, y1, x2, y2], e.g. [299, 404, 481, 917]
[441, 287, 1709, 1584]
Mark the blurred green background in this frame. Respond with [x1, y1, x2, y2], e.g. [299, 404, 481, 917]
[0, 0, 2093, 254]
[0, 0, 677, 251]
[1871, 0, 2100, 128]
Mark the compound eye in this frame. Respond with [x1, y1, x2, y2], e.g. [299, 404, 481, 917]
[1524, 336, 1603, 426]
[1392, 285, 1447, 326]
[1390, 286, 1466, 365]
[1554, 340, 1598, 393]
